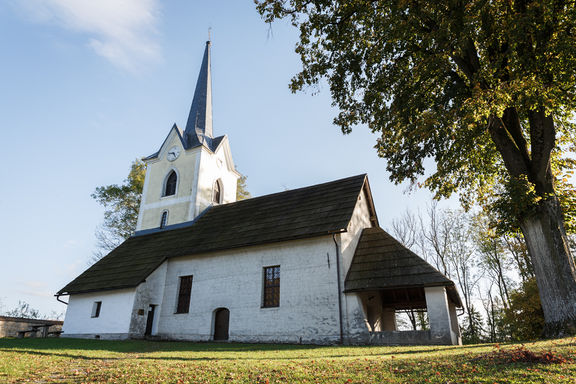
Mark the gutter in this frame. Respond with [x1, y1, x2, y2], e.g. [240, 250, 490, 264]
[55, 294, 68, 305]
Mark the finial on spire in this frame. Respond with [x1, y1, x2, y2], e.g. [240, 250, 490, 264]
[208, 27, 212, 42]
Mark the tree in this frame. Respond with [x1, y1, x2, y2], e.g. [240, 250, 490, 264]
[257, 0, 576, 334]
[91, 160, 146, 262]
[237, 174, 252, 201]
[502, 278, 546, 340]
[6, 301, 41, 319]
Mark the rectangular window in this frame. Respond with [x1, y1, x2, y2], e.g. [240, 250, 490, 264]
[263, 266, 280, 308]
[176, 275, 193, 314]
[91, 301, 102, 318]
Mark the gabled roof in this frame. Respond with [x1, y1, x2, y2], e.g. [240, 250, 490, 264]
[58, 174, 371, 295]
[142, 124, 225, 161]
[344, 227, 462, 307]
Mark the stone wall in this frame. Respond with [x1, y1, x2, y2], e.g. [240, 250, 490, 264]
[0, 316, 63, 338]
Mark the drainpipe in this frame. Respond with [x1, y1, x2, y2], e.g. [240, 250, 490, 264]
[55, 294, 68, 305]
[332, 233, 344, 345]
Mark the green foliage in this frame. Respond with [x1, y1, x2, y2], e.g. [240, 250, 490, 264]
[91, 160, 146, 257]
[1, 338, 575, 383]
[461, 304, 484, 344]
[236, 174, 252, 201]
[502, 278, 546, 341]
[256, 0, 576, 216]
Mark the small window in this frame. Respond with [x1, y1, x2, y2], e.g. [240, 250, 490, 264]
[212, 181, 222, 204]
[91, 301, 102, 318]
[164, 170, 177, 196]
[263, 266, 280, 308]
[160, 211, 168, 228]
[176, 275, 193, 314]
[213, 180, 222, 204]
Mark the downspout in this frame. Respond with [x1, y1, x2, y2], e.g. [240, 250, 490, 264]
[332, 233, 344, 345]
[56, 294, 68, 305]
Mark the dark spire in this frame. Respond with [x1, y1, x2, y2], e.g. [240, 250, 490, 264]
[184, 41, 213, 148]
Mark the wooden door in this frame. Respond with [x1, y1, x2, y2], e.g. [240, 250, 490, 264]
[213, 308, 230, 341]
[145, 305, 156, 336]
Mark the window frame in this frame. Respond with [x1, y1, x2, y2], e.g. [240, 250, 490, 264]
[160, 210, 168, 228]
[212, 179, 223, 204]
[91, 301, 102, 318]
[163, 170, 178, 197]
[175, 275, 193, 314]
[262, 266, 280, 308]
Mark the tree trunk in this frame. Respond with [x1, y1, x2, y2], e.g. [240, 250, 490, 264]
[520, 196, 576, 336]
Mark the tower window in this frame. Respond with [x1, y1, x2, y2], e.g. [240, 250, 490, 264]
[160, 211, 168, 228]
[213, 179, 222, 204]
[164, 170, 177, 196]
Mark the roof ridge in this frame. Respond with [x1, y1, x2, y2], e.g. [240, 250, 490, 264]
[214, 173, 367, 209]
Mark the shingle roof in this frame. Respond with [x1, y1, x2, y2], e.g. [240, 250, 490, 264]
[58, 174, 370, 295]
[344, 227, 462, 307]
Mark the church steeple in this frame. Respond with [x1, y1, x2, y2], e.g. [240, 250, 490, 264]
[136, 40, 239, 232]
[184, 41, 213, 148]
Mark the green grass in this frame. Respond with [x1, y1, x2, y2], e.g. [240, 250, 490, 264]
[0, 337, 574, 383]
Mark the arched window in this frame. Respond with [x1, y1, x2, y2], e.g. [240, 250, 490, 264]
[213, 179, 222, 204]
[160, 211, 168, 228]
[164, 170, 177, 196]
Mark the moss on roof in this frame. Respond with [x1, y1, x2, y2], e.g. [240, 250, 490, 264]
[59, 174, 368, 295]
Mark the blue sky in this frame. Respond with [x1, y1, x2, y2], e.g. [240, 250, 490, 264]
[0, 1, 445, 316]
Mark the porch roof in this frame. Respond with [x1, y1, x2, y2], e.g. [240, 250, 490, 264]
[344, 227, 462, 307]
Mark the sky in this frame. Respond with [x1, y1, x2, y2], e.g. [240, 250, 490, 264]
[0, 1, 450, 317]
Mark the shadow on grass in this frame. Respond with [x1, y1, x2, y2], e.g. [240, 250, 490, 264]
[0, 338, 491, 362]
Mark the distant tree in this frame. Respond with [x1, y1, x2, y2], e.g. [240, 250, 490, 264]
[502, 278, 546, 341]
[257, 0, 576, 335]
[6, 301, 41, 319]
[236, 174, 252, 201]
[91, 160, 146, 262]
[461, 304, 484, 344]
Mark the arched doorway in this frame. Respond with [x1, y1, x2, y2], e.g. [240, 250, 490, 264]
[213, 308, 230, 341]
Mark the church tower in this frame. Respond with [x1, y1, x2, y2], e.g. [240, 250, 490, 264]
[136, 41, 240, 232]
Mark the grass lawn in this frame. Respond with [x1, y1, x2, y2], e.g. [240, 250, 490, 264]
[0, 337, 574, 383]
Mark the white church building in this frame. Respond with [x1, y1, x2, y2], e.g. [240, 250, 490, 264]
[58, 42, 462, 345]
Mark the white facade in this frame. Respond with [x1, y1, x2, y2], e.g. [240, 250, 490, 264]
[62, 194, 373, 343]
[63, 289, 136, 339]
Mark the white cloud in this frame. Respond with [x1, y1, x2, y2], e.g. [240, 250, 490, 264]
[15, 0, 161, 71]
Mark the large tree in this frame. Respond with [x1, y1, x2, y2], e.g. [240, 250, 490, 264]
[256, 0, 576, 334]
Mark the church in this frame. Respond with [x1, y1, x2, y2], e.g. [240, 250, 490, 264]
[57, 42, 462, 346]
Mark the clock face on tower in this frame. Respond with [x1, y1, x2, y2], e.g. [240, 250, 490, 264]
[167, 146, 181, 161]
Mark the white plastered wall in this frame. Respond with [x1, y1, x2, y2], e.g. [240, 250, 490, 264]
[155, 237, 341, 344]
[129, 262, 168, 337]
[192, 141, 238, 219]
[337, 186, 375, 343]
[62, 289, 136, 339]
